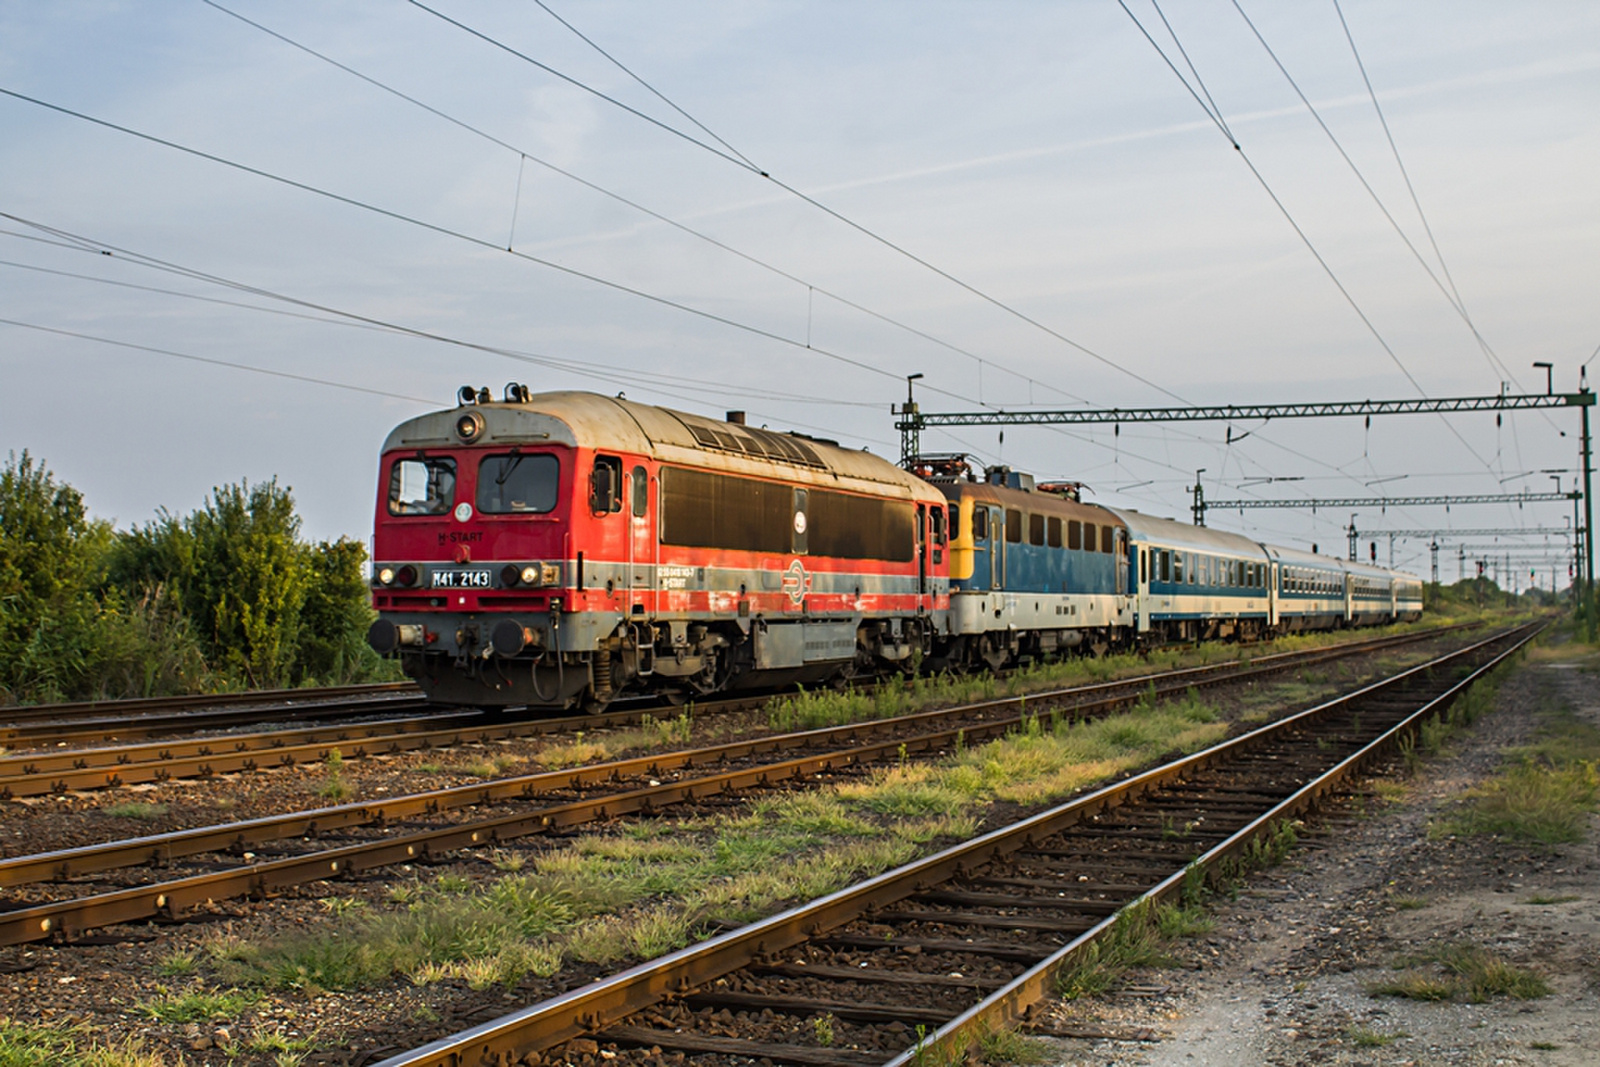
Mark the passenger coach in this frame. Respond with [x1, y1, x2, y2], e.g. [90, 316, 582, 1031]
[1103, 507, 1273, 643]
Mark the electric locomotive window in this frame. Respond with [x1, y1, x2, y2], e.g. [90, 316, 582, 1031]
[1028, 513, 1045, 546]
[388, 457, 456, 516]
[1006, 509, 1022, 544]
[477, 453, 558, 514]
[972, 506, 988, 541]
[631, 466, 648, 518]
[1068, 521, 1082, 550]
[1101, 526, 1113, 553]
[1047, 516, 1062, 548]
[931, 506, 947, 546]
[1084, 523, 1098, 551]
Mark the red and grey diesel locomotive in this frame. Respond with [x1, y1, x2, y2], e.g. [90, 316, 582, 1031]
[368, 387, 1423, 710]
[367, 387, 950, 710]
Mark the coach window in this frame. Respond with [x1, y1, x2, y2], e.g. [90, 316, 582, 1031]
[1028, 513, 1045, 546]
[589, 455, 623, 514]
[630, 466, 648, 518]
[477, 453, 558, 514]
[1173, 552, 1184, 584]
[1006, 509, 1023, 544]
[1068, 520, 1082, 550]
[1160, 550, 1171, 582]
[1047, 516, 1062, 548]
[388, 456, 456, 516]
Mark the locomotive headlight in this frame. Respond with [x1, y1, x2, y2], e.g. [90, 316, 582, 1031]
[500, 564, 521, 587]
[395, 564, 418, 588]
[377, 566, 396, 586]
[454, 411, 484, 443]
[520, 565, 540, 585]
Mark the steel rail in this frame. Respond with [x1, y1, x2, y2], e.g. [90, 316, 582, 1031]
[895, 620, 1540, 1065]
[0, 681, 418, 724]
[0, 698, 698, 797]
[0, 691, 434, 746]
[364, 621, 1537, 1067]
[0, 626, 1453, 888]
[0, 625, 1457, 940]
[0, 624, 1471, 796]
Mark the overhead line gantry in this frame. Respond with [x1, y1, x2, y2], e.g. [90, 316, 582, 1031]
[894, 383, 1596, 594]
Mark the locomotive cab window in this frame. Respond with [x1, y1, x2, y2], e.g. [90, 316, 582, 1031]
[476, 453, 559, 514]
[388, 456, 457, 516]
[972, 505, 988, 541]
[589, 455, 623, 514]
[931, 505, 947, 546]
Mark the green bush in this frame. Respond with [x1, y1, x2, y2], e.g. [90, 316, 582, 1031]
[0, 452, 394, 704]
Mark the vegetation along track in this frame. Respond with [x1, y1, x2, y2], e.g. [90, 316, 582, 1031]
[0, 623, 1476, 948]
[0, 625, 1473, 797]
[359, 618, 1543, 1067]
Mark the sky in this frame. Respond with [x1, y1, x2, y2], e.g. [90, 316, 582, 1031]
[3, 1, 1597, 585]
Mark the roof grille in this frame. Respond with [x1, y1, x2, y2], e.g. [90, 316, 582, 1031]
[684, 419, 824, 468]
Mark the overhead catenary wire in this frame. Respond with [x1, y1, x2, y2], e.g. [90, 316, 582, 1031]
[0, 85, 990, 411]
[196, 1, 1087, 410]
[408, 0, 1191, 405]
[1234, 0, 1547, 460]
[429, 0, 1487, 506]
[0, 211, 1228, 486]
[1117, 0, 1498, 478]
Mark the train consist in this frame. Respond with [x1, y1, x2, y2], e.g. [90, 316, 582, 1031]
[366, 388, 1424, 709]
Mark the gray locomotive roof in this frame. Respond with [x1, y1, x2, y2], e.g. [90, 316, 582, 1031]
[381, 390, 936, 498]
[1099, 507, 1267, 559]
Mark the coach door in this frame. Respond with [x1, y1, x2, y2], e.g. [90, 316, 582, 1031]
[1135, 544, 1151, 633]
[628, 465, 653, 615]
[916, 504, 928, 605]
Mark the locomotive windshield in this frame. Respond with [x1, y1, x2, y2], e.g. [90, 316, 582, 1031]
[477, 453, 559, 514]
[388, 457, 456, 515]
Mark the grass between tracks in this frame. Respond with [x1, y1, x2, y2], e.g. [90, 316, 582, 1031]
[199, 689, 1230, 996]
[765, 617, 1477, 733]
[0, 1020, 164, 1067]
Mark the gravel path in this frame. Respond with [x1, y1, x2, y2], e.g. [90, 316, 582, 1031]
[1034, 637, 1600, 1067]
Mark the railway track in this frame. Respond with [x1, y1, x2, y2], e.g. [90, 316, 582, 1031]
[0, 623, 1471, 947]
[0, 684, 430, 747]
[0, 625, 1470, 797]
[358, 619, 1538, 1067]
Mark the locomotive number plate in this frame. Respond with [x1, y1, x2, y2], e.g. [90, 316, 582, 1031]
[431, 568, 492, 589]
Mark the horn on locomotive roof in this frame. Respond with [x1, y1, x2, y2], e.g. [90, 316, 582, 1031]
[505, 382, 531, 404]
[457, 385, 477, 406]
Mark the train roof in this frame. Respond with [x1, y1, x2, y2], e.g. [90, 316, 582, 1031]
[381, 390, 938, 499]
[939, 480, 1126, 525]
[1262, 543, 1351, 569]
[1099, 507, 1267, 558]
